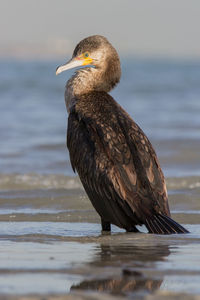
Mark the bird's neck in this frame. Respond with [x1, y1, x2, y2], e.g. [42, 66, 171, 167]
[65, 62, 121, 112]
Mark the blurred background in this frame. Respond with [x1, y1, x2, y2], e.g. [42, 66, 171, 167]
[0, 0, 200, 179]
[0, 1, 200, 296]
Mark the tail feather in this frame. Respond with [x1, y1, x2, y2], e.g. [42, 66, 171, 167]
[145, 213, 189, 234]
[153, 215, 172, 234]
[146, 218, 161, 234]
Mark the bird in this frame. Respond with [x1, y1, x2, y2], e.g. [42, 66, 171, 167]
[56, 35, 189, 234]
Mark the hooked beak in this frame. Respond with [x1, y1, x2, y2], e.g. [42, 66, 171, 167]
[56, 55, 93, 75]
[56, 57, 83, 75]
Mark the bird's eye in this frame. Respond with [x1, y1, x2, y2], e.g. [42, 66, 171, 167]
[84, 52, 89, 58]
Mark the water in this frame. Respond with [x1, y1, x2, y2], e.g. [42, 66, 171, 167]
[1, 58, 200, 176]
[0, 58, 200, 299]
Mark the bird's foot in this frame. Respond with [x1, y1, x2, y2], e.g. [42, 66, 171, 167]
[126, 226, 140, 233]
[101, 219, 111, 232]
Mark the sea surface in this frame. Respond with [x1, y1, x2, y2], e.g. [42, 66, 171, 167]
[0, 58, 200, 299]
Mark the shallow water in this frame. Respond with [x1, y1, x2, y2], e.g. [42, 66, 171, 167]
[0, 58, 200, 298]
[0, 174, 199, 299]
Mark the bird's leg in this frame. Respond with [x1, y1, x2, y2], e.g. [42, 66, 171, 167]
[126, 226, 140, 233]
[101, 219, 111, 231]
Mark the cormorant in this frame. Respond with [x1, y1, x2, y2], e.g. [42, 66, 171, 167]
[56, 35, 188, 234]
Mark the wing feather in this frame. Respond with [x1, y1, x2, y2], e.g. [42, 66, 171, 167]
[67, 92, 170, 226]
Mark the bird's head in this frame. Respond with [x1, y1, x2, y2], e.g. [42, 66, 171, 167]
[56, 35, 120, 76]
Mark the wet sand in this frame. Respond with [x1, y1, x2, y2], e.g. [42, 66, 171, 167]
[0, 175, 199, 299]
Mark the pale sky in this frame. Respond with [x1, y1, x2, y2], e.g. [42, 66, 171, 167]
[1, 0, 200, 58]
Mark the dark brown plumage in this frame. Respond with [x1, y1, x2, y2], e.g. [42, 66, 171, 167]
[56, 35, 189, 234]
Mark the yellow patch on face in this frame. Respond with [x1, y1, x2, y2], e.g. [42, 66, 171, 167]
[78, 52, 93, 65]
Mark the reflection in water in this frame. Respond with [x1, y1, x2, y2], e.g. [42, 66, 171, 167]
[71, 242, 170, 296]
[95, 243, 170, 266]
[71, 276, 162, 296]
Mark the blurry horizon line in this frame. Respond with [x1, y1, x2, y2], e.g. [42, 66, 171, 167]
[1, 39, 200, 62]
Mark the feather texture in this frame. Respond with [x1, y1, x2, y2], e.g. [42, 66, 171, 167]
[67, 91, 188, 234]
